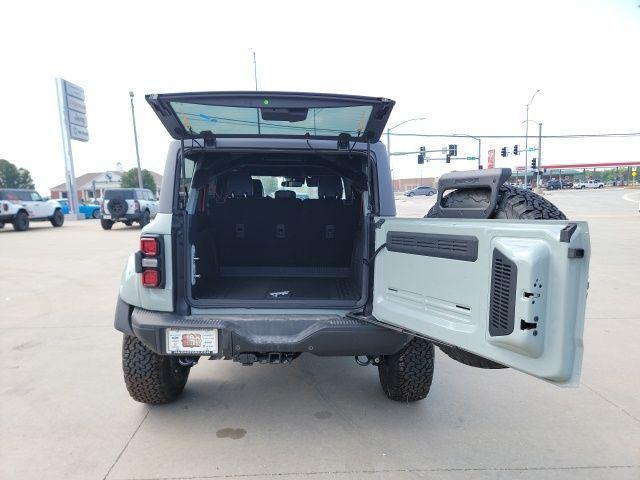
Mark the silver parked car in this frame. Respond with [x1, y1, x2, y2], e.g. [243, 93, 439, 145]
[405, 186, 437, 197]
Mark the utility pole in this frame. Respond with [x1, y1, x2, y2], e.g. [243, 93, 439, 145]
[536, 122, 542, 189]
[252, 50, 258, 90]
[524, 89, 541, 187]
[129, 91, 144, 189]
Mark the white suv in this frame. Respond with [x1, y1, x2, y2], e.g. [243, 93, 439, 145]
[101, 188, 158, 230]
[0, 189, 64, 231]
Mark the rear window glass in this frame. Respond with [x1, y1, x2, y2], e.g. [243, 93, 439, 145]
[251, 176, 346, 200]
[170, 102, 373, 137]
[105, 190, 135, 200]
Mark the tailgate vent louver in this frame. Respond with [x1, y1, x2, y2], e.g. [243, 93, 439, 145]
[386, 232, 478, 262]
[489, 249, 517, 337]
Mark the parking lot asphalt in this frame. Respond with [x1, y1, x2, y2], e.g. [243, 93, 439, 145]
[1, 188, 639, 480]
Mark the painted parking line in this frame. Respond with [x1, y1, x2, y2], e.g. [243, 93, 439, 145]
[622, 191, 640, 203]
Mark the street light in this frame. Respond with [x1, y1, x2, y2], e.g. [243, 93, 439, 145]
[524, 89, 541, 186]
[129, 91, 144, 189]
[386, 117, 427, 157]
[452, 133, 481, 169]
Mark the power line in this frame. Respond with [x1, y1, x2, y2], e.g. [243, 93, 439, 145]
[389, 132, 640, 139]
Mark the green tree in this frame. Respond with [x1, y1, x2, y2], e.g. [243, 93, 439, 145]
[0, 159, 35, 188]
[120, 168, 157, 194]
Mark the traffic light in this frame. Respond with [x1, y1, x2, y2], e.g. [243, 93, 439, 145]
[501, 147, 507, 157]
[446, 154, 451, 163]
[418, 147, 427, 164]
[418, 146, 425, 164]
[513, 145, 519, 155]
[531, 158, 537, 170]
[448, 144, 457, 156]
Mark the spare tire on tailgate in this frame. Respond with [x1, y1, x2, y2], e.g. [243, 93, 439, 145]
[425, 184, 567, 369]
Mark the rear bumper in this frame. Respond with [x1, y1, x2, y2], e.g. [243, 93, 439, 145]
[102, 212, 142, 222]
[115, 298, 411, 358]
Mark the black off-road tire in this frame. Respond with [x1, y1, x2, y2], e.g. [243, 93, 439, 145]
[139, 210, 150, 228]
[50, 209, 64, 227]
[426, 184, 566, 369]
[122, 335, 190, 404]
[378, 338, 435, 402]
[101, 218, 114, 230]
[12, 211, 29, 231]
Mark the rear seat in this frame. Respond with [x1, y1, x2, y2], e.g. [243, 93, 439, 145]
[302, 176, 357, 267]
[213, 175, 357, 268]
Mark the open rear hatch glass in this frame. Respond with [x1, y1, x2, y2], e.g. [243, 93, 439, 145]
[146, 91, 394, 142]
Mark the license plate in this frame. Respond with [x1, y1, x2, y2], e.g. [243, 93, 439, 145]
[166, 329, 218, 354]
[102, 214, 111, 219]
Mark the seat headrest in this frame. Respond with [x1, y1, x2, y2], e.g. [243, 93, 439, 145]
[226, 174, 253, 197]
[318, 176, 343, 199]
[252, 179, 264, 198]
[274, 190, 296, 199]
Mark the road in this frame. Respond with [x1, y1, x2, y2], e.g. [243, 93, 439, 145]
[1, 188, 639, 480]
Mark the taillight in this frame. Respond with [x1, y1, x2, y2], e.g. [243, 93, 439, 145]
[140, 236, 161, 288]
[134, 200, 140, 212]
[140, 237, 159, 256]
[2, 203, 7, 211]
[100, 201, 105, 213]
[142, 270, 160, 288]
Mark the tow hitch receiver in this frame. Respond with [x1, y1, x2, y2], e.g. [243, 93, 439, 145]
[234, 352, 297, 366]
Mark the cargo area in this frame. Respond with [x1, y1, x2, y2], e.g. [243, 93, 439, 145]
[186, 151, 369, 306]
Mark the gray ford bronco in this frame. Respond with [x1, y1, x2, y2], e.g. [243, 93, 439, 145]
[115, 92, 590, 404]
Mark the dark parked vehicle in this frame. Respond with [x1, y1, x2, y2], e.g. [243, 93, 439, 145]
[546, 180, 564, 190]
[405, 186, 437, 197]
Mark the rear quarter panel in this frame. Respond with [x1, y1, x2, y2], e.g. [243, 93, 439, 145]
[119, 213, 174, 311]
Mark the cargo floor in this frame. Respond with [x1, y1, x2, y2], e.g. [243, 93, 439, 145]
[196, 276, 359, 301]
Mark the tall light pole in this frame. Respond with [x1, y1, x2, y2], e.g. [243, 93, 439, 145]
[522, 119, 542, 188]
[129, 91, 143, 189]
[452, 133, 481, 169]
[386, 117, 427, 157]
[524, 89, 541, 186]
[252, 50, 258, 90]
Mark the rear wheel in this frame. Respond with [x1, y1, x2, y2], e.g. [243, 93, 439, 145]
[378, 338, 434, 402]
[50, 209, 64, 227]
[426, 184, 566, 369]
[12, 211, 29, 231]
[100, 218, 114, 230]
[122, 335, 190, 404]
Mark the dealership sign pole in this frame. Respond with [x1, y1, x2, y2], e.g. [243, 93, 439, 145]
[56, 78, 89, 217]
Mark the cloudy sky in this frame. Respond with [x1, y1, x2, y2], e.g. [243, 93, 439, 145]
[1, 0, 639, 192]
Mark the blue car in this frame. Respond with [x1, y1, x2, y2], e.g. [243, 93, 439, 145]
[57, 199, 101, 219]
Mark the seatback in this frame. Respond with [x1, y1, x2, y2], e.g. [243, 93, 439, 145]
[302, 176, 357, 267]
[266, 190, 302, 266]
[215, 174, 263, 266]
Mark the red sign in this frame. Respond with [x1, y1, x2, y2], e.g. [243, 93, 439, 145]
[488, 149, 495, 169]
